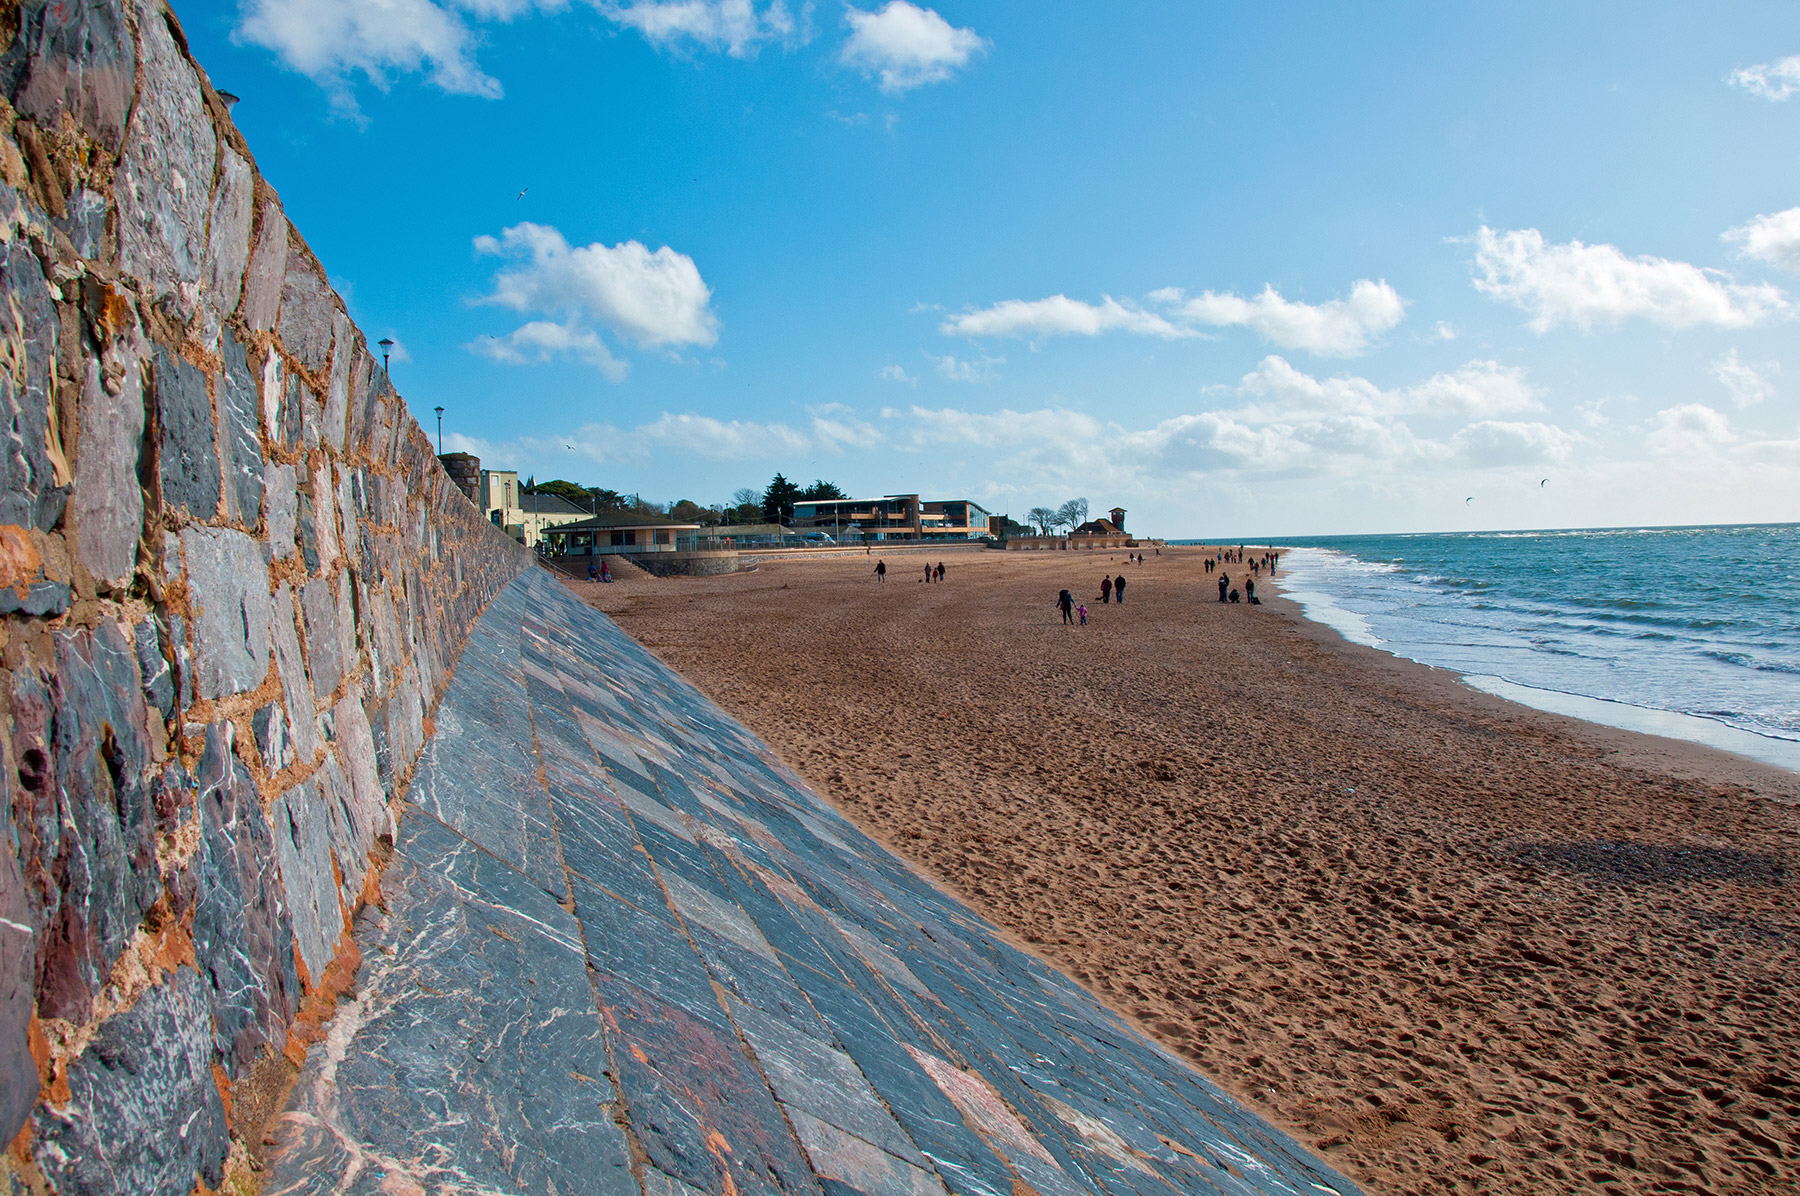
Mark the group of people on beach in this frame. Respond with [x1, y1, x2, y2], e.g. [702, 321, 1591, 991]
[870, 560, 946, 583]
[1058, 572, 1130, 624]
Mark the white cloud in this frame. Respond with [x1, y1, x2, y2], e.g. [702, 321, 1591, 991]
[1647, 403, 1735, 456]
[1236, 355, 1540, 419]
[925, 351, 1002, 382]
[880, 364, 916, 384]
[472, 223, 716, 375]
[234, 0, 553, 105]
[943, 279, 1407, 355]
[469, 319, 627, 379]
[1469, 226, 1788, 331]
[1711, 349, 1777, 408]
[444, 404, 880, 467]
[1452, 420, 1579, 467]
[1729, 55, 1800, 101]
[1160, 279, 1405, 356]
[841, 2, 984, 93]
[940, 295, 1191, 340]
[893, 356, 1570, 495]
[1723, 206, 1800, 271]
[601, 0, 801, 57]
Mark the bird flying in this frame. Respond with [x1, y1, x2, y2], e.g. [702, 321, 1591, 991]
[517, 187, 528, 200]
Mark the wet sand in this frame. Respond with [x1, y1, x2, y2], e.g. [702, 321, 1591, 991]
[570, 547, 1800, 1195]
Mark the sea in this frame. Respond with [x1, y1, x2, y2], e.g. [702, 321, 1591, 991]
[1187, 525, 1800, 773]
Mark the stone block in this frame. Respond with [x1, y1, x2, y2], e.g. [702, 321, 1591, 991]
[252, 701, 293, 771]
[154, 345, 219, 520]
[277, 239, 333, 372]
[0, 238, 66, 532]
[31, 969, 229, 1195]
[15, 623, 162, 1024]
[190, 723, 299, 1073]
[323, 309, 351, 449]
[241, 201, 287, 331]
[180, 526, 271, 699]
[271, 583, 322, 762]
[1, 0, 135, 153]
[270, 779, 337, 987]
[300, 576, 344, 698]
[70, 337, 145, 588]
[260, 345, 282, 437]
[112, 4, 214, 314]
[167, 612, 194, 712]
[311, 461, 339, 569]
[55, 185, 107, 260]
[0, 796, 37, 1149]
[205, 144, 254, 319]
[133, 615, 173, 720]
[265, 460, 297, 558]
[217, 329, 263, 525]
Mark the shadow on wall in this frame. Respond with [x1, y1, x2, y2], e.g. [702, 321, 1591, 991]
[0, 1, 527, 1190]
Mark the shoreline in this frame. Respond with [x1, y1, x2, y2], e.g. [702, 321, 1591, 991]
[1258, 578, 1800, 802]
[572, 546, 1800, 1195]
[1264, 556, 1800, 782]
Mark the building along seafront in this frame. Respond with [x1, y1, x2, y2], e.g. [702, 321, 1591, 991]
[792, 494, 995, 541]
[0, 3, 1359, 1193]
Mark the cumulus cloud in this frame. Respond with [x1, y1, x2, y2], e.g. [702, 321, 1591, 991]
[1729, 55, 1800, 101]
[1469, 226, 1788, 331]
[891, 356, 1572, 496]
[1647, 403, 1735, 456]
[940, 295, 1192, 341]
[1711, 349, 1777, 408]
[472, 223, 716, 375]
[1157, 279, 1405, 356]
[601, 0, 802, 56]
[1723, 206, 1800, 271]
[233, 0, 556, 105]
[942, 279, 1407, 355]
[880, 364, 916, 384]
[926, 351, 1003, 382]
[1452, 420, 1580, 467]
[841, 1, 985, 92]
[469, 320, 627, 380]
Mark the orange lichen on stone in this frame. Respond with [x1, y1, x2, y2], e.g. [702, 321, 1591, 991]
[282, 929, 362, 1069]
[0, 526, 42, 599]
[212, 1064, 233, 1122]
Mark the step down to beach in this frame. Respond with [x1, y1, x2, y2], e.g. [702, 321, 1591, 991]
[266, 569, 1361, 1196]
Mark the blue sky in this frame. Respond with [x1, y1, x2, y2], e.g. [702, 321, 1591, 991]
[187, 1, 1800, 536]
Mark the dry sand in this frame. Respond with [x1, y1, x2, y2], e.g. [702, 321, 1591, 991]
[569, 546, 1800, 1195]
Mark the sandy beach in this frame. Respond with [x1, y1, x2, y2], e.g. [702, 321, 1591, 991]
[569, 546, 1800, 1195]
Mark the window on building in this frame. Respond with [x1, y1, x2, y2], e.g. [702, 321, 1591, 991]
[655, 531, 671, 545]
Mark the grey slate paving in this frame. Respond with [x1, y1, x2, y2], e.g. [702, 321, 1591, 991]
[269, 570, 1363, 1196]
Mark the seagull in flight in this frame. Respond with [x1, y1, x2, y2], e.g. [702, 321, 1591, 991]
[517, 187, 529, 200]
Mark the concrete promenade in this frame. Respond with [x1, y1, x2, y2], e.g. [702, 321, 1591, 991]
[265, 569, 1362, 1196]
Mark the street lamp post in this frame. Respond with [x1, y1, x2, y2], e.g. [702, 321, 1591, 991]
[434, 406, 444, 454]
[378, 337, 393, 374]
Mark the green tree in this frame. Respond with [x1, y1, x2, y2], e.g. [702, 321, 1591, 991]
[523, 478, 592, 506]
[762, 473, 801, 523]
[798, 479, 846, 500]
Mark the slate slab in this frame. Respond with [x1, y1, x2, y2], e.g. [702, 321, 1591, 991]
[154, 346, 219, 521]
[180, 526, 270, 699]
[31, 969, 229, 1196]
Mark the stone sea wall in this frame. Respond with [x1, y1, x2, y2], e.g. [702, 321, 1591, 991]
[0, 0, 529, 1189]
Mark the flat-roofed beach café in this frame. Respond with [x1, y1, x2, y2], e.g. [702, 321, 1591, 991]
[792, 495, 994, 541]
[540, 515, 703, 556]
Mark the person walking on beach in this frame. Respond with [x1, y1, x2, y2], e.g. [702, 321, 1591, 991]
[1077, 603, 1088, 625]
[924, 563, 932, 583]
[1114, 574, 1127, 604]
[1057, 589, 1075, 624]
[875, 560, 886, 582]
[1218, 575, 1228, 603]
[936, 562, 945, 582]
[1101, 576, 1113, 604]
[1246, 577, 1256, 602]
